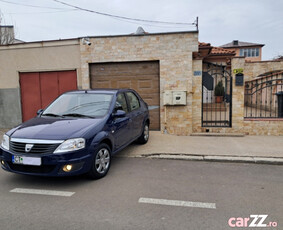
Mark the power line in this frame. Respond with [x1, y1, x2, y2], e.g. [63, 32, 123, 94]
[52, 0, 196, 27]
[7, 9, 78, 15]
[114, 16, 192, 29]
[0, 0, 67, 10]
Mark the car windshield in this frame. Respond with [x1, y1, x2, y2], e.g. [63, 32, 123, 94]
[42, 93, 113, 118]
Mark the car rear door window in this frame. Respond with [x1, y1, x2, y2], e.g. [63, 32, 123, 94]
[126, 92, 140, 112]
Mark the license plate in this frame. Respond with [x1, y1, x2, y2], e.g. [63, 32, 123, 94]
[12, 156, 41, 166]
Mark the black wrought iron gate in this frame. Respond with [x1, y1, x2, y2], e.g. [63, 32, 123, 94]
[202, 65, 232, 127]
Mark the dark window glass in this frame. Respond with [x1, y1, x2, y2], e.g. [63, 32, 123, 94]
[126, 92, 140, 111]
[116, 93, 128, 113]
[247, 49, 251, 57]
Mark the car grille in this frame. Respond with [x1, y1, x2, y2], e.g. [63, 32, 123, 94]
[7, 162, 56, 174]
[10, 141, 60, 154]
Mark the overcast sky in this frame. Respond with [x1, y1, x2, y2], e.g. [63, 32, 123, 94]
[0, 0, 282, 60]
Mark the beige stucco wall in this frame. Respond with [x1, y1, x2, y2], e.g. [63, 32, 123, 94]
[0, 39, 81, 127]
[79, 32, 199, 135]
[0, 39, 81, 89]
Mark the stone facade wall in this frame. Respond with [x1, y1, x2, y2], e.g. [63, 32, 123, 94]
[80, 32, 199, 135]
[243, 119, 283, 135]
[242, 59, 283, 135]
[244, 60, 283, 81]
[195, 56, 283, 136]
[192, 59, 202, 133]
[195, 57, 247, 134]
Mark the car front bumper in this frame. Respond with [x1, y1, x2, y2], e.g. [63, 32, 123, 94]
[0, 147, 93, 177]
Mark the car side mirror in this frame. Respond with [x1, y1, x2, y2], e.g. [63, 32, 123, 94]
[113, 110, 126, 118]
[37, 109, 43, 116]
[115, 105, 124, 111]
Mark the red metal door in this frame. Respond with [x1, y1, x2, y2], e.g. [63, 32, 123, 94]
[40, 72, 59, 108]
[58, 71, 77, 95]
[19, 72, 41, 122]
[20, 70, 77, 122]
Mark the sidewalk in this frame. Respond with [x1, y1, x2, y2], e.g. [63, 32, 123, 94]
[117, 131, 283, 164]
[1, 129, 283, 164]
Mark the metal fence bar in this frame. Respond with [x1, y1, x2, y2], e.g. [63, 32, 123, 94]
[244, 72, 283, 118]
[202, 64, 232, 127]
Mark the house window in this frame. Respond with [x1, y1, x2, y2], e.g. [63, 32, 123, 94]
[240, 48, 259, 57]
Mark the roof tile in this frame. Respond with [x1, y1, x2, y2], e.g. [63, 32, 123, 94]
[210, 47, 236, 55]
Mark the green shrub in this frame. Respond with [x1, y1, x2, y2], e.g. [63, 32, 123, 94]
[214, 81, 225, 96]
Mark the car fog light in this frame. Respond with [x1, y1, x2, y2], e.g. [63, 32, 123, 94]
[63, 164, 73, 172]
[1, 160, 5, 165]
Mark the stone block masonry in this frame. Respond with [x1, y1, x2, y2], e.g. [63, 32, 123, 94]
[80, 32, 199, 135]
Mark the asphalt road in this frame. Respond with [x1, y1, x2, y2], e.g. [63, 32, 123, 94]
[0, 157, 282, 230]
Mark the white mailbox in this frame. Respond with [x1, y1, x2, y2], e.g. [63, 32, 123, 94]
[163, 91, 173, 105]
[172, 91, 186, 105]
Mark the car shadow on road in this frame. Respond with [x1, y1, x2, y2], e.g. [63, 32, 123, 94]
[4, 173, 90, 189]
[1, 155, 125, 190]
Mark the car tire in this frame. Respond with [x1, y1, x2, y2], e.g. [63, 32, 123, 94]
[137, 122, 149, 144]
[87, 143, 111, 180]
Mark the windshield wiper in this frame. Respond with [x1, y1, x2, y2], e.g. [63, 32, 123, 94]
[42, 113, 64, 118]
[62, 113, 95, 118]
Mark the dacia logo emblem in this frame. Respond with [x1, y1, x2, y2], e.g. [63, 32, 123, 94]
[25, 144, 34, 153]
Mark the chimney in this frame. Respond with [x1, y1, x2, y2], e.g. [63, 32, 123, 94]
[135, 27, 146, 35]
[233, 40, 239, 46]
[0, 26, 15, 45]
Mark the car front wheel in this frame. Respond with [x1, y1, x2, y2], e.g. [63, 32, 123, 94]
[88, 143, 111, 179]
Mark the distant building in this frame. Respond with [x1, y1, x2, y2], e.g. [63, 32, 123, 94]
[220, 40, 264, 61]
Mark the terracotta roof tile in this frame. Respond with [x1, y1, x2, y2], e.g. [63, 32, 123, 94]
[210, 47, 236, 55]
[198, 42, 211, 47]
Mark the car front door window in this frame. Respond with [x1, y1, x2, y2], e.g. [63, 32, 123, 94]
[116, 93, 128, 113]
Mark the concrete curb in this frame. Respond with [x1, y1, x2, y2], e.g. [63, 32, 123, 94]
[190, 133, 245, 137]
[117, 153, 283, 165]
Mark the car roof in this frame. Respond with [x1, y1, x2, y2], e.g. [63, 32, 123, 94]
[64, 89, 134, 95]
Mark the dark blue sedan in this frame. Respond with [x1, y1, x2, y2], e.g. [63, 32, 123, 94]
[0, 89, 150, 179]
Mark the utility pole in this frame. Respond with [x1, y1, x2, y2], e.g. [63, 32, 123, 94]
[196, 16, 199, 31]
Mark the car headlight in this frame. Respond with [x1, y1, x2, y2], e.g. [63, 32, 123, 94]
[54, 138, 85, 153]
[1, 134, 10, 150]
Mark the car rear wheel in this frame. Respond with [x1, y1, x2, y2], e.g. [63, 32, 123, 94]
[137, 123, 149, 144]
[88, 143, 111, 179]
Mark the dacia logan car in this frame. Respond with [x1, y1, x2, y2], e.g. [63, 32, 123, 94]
[0, 89, 150, 179]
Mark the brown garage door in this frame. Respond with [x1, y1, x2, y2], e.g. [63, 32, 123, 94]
[20, 70, 77, 122]
[90, 61, 160, 130]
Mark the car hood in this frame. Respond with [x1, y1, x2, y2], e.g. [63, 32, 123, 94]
[9, 117, 104, 140]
